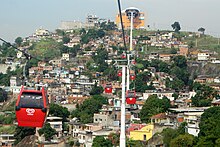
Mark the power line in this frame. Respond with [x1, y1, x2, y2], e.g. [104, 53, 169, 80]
[0, 37, 41, 61]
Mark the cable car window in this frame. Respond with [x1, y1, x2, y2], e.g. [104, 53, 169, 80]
[19, 92, 44, 108]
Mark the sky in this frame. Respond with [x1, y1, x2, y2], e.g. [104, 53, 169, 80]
[1, 0, 220, 42]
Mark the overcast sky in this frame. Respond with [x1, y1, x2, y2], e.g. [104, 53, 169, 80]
[1, 0, 220, 42]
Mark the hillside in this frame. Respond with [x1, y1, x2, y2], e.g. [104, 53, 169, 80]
[188, 61, 220, 78]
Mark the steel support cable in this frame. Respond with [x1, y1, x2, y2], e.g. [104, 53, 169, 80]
[117, 0, 127, 51]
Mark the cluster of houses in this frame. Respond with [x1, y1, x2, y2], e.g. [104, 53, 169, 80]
[1, 25, 220, 147]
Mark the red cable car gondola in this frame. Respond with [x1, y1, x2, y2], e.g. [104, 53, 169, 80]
[15, 86, 49, 128]
[130, 73, 136, 80]
[126, 90, 136, 104]
[118, 70, 122, 77]
[105, 83, 113, 93]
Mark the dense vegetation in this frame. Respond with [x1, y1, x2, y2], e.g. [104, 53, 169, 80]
[71, 95, 108, 124]
[139, 95, 171, 123]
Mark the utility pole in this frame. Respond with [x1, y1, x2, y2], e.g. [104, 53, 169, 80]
[129, 11, 134, 51]
[120, 65, 126, 147]
[127, 54, 130, 91]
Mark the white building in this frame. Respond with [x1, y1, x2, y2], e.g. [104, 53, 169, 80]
[143, 90, 175, 101]
[47, 116, 63, 138]
[0, 134, 15, 146]
[34, 28, 50, 37]
[184, 112, 203, 137]
[198, 53, 210, 61]
[62, 53, 70, 61]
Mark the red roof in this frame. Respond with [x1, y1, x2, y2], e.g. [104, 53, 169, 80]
[151, 113, 167, 119]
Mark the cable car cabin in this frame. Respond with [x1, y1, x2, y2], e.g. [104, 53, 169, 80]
[130, 74, 136, 80]
[126, 90, 136, 104]
[105, 83, 113, 93]
[118, 70, 122, 77]
[15, 86, 49, 128]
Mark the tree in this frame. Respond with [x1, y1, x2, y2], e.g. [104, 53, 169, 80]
[172, 55, 187, 69]
[49, 103, 70, 121]
[15, 37, 23, 47]
[162, 122, 192, 147]
[170, 134, 195, 147]
[126, 138, 144, 147]
[14, 127, 36, 145]
[197, 107, 220, 146]
[92, 136, 113, 147]
[108, 133, 120, 146]
[90, 82, 104, 95]
[198, 27, 205, 35]
[162, 128, 178, 147]
[188, 40, 195, 49]
[71, 95, 108, 124]
[134, 71, 153, 92]
[171, 22, 181, 33]
[62, 36, 70, 44]
[170, 48, 177, 54]
[139, 95, 170, 123]
[191, 82, 217, 107]
[38, 123, 57, 141]
[0, 88, 7, 102]
[55, 29, 65, 36]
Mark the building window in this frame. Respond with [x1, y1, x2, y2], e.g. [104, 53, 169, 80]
[143, 134, 147, 141]
[54, 124, 60, 128]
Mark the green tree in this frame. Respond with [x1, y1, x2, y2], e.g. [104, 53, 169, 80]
[90, 82, 104, 95]
[100, 21, 116, 31]
[15, 37, 23, 47]
[71, 95, 108, 124]
[49, 103, 70, 121]
[188, 41, 195, 49]
[92, 136, 113, 147]
[171, 22, 181, 33]
[0, 88, 7, 102]
[62, 36, 70, 44]
[191, 82, 217, 107]
[170, 66, 189, 85]
[170, 134, 195, 147]
[55, 29, 65, 36]
[197, 107, 220, 146]
[198, 27, 205, 35]
[172, 55, 187, 69]
[92, 48, 109, 72]
[14, 127, 36, 145]
[139, 95, 170, 123]
[38, 123, 57, 141]
[162, 128, 178, 147]
[108, 133, 120, 146]
[170, 48, 177, 54]
[134, 71, 153, 92]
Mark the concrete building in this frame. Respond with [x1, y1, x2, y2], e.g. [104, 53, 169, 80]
[34, 28, 50, 37]
[59, 14, 98, 30]
[179, 45, 189, 57]
[47, 116, 63, 138]
[115, 7, 145, 30]
[143, 90, 175, 101]
[198, 53, 210, 61]
[129, 124, 154, 141]
[0, 134, 15, 147]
